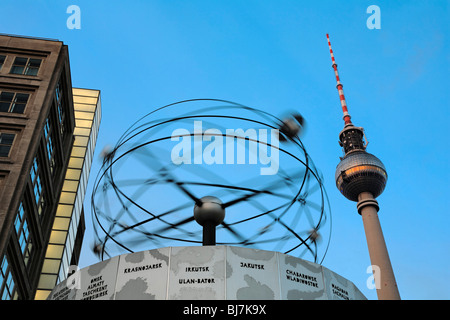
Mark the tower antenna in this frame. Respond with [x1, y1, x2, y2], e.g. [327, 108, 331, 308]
[326, 33, 352, 126]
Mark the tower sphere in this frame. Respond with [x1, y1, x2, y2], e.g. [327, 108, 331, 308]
[335, 151, 387, 202]
[194, 196, 225, 227]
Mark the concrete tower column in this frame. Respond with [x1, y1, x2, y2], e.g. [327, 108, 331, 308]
[357, 192, 400, 300]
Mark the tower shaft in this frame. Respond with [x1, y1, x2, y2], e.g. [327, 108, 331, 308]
[357, 192, 400, 300]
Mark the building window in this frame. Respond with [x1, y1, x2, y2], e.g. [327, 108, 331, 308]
[0, 55, 5, 71]
[1, 255, 17, 300]
[44, 118, 58, 175]
[55, 80, 66, 136]
[0, 133, 15, 157]
[0, 91, 30, 114]
[14, 203, 34, 267]
[30, 157, 45, 216]
[55, 80, 62, 102]
[10, 57, 42, 76]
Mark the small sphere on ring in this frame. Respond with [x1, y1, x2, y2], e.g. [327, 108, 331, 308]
[194, 196, 225, 226]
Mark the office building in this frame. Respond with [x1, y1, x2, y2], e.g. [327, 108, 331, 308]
[34, 88, 101, 300]
[0, 34, 100, 300]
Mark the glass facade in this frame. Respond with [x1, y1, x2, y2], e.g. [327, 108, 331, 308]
[34, 88, 101, 300]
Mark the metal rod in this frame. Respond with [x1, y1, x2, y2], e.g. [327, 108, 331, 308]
[202, 221, 216, 246]
[326, 34, 352, 125]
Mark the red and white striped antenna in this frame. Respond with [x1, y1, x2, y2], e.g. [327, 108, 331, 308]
[326, 34, 352, 126]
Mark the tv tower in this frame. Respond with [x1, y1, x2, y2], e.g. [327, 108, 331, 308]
[326, 34, 400, 300]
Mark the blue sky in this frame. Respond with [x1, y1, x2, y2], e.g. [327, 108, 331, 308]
[1, 0, 448, 299]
